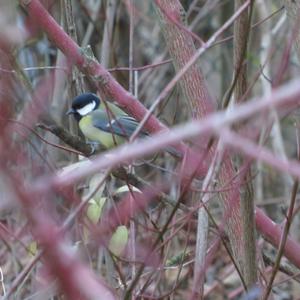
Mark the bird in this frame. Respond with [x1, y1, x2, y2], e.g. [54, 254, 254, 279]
[66, 93, 148, 150]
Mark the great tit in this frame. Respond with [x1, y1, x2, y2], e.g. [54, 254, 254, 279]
[66, 93, 148, 149]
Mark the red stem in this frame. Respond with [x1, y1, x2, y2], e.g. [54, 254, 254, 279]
[19, 0, 300, 272]
[20, 0, 191, 160]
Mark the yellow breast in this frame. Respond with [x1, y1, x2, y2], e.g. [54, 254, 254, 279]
[79, 115, 124, 149]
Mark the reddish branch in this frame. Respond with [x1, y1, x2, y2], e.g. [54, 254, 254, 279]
[35, 79, 300, 270]
[154, 0, 214, 117]
[12, 186, 116, 299]
[19, 0, 191, 161]
[19, 0, 300, 274]
[0, 113, 115, 298]
[154, 1, 241, 296]
[256, 208, 300, 267]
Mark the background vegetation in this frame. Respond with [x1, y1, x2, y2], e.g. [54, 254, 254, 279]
[1, 0, 300, 299]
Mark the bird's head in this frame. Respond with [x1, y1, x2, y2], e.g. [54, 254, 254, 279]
[66, 93, 100, 121]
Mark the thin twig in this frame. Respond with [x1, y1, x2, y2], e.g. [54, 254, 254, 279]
[262, 124, 300, 299]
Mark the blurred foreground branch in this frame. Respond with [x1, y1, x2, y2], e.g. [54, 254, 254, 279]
[37, 120, 141, 187]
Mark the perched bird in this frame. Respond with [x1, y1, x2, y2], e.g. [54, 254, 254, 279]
[66, 93, 148, 150]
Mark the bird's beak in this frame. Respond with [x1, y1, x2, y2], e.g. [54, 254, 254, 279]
[66, 108, 75, 115]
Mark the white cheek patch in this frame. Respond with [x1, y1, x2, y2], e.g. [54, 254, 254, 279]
[77, 101, 96, 116]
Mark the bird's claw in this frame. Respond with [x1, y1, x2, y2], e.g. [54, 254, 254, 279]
[86, 141, 101, 155]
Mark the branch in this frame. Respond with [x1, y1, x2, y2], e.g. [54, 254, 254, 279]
[233, 0, 257, 288]
[37, 121, 141, 187]
[19, 0, 193, 168]
[263, 138, 300, 297]
[37, 122, 94, 155]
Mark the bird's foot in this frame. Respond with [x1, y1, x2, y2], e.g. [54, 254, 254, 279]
[86, 141, 102, 155]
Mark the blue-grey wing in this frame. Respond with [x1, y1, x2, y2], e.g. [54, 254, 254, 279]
[91, 111, 148, 138]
